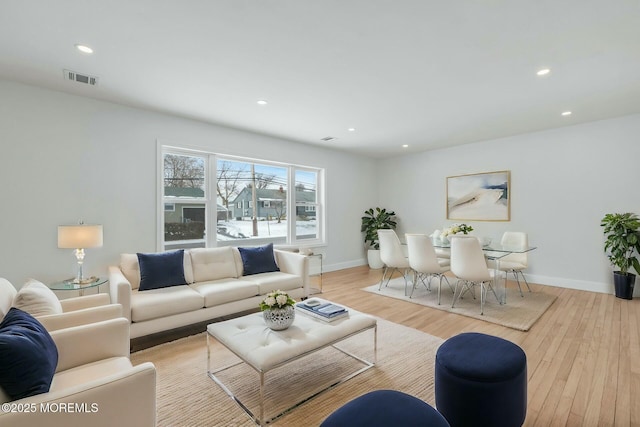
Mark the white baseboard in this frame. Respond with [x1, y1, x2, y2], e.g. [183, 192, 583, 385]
[324, 258, 368, 273]
[517, 273, 613, 295]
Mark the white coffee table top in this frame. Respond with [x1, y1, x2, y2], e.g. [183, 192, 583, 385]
[207, 302, 376, 372]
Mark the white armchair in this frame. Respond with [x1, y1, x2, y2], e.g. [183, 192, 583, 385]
[36, 293, 123, 332]
[0, 317, 157, 427]
[2, 278, 123, 332]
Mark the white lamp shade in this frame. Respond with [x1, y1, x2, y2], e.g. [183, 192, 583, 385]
[58, 224, 103, 249]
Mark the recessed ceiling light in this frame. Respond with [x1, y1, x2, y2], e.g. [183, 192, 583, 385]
[402, 144, 409, 148]
[537, 68, 550, 76]
[561, 111, 572, 116]
[75, 44, 93, 54]
[348, 128, 356, 132]
[256, 100, 268, 105]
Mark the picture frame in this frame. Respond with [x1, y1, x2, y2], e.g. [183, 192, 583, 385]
[446, 170, 510, 221]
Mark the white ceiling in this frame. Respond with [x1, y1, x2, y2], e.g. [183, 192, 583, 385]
[1, 1, 639, 157]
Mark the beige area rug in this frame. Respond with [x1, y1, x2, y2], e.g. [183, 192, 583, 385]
[130, 318, 443, 426]
[363, 277, 556, 331]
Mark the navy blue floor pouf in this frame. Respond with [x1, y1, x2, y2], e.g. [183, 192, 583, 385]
[320, 389, 450, 427]
[435, 332, 527, 427]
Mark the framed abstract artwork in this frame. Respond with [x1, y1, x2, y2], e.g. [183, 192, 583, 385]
[446, 170, 510, 221]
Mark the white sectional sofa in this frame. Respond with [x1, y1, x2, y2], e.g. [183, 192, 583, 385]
[108, 246, 308, 339]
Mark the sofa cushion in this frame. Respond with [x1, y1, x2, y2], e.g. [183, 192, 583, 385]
[0, 308, 58, 400]
[130, 285, 204, 323]
[137, 250, 187, 291]
[238, 243, 280, 276]
[0, 278, 17, 321]
[190, 247, 238, 282]
[190, 279, 260, 308]
[250, 272, 303, 295]
[12, 279, 63, 317]
[121, 251, 194, 290]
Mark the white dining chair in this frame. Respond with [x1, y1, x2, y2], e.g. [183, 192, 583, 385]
[450, 235, 500, 315]
[405, 233, 451, 304]
[377, 229, 411, 294]
[490, 231, 531, 297]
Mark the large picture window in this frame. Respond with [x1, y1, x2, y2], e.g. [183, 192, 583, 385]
[160, 146, 324, 250]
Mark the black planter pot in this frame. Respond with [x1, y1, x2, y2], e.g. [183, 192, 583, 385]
[613, 272, 636, 300]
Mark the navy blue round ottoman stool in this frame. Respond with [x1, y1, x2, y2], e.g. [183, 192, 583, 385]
[435, 332, 527, 427]
[320, 389, 450, 427]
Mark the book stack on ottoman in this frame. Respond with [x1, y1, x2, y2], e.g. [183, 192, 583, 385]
[295, 298, 348, 322]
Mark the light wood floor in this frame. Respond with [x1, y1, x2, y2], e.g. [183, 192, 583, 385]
[320, 266, 640, 427]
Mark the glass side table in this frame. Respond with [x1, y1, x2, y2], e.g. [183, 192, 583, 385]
[49, 276, 107, 296]
[306, 253, 323, 295]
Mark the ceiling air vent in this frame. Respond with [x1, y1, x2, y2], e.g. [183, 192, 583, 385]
[321, 136, 336, 142]
[63, 69, 98, 86]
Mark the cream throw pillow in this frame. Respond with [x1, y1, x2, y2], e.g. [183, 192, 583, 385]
[12, 279, 63, 317]
[0, 278, 17, 321]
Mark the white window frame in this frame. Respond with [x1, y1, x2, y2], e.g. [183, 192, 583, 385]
[158, 143, 325, 250]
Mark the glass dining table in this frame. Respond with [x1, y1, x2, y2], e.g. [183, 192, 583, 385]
[432, 239, 537, 304]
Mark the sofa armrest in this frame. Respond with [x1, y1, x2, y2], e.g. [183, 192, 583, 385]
[52, 318, 131, 372]
[0, 362, 156, 427]
[37, 304, 123, 332]
[108, 266, 132, 322]
[59, 294, 111, 312]
[274, 250, 309, 296]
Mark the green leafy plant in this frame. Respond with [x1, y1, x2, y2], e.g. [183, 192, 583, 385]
[601, 212, 640, 275]
[360, 207, 397, 250]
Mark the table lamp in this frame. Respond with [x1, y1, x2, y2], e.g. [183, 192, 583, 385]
[57, 223, 103, 284]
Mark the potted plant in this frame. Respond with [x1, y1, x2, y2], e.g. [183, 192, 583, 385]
[361, 207, 397, 269]
[601, 212, 640, 299]
[260, 290, 297, 330]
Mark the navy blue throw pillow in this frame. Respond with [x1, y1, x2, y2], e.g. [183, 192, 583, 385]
[137, 249, 187, 291]
[238, 243, 280, 276]
[0, 307, 58, 400]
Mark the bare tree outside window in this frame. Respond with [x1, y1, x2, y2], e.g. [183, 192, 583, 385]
[164, 154, 205, 189]
[255, 173, 277, 189]
[217, 160, 248, 220]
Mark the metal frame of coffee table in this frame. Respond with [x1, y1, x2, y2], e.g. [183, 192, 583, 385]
[207, 321, 377, 426]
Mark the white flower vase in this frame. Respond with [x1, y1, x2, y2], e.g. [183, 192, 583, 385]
[263, 305, 296, 330]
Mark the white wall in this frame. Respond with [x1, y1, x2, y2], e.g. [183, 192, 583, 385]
[0, 80, 378, 287]
[3, 79, 638, 295]
[377, 114, 640, 294]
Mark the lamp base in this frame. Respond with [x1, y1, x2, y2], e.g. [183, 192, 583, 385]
[63, 276, 98, 285]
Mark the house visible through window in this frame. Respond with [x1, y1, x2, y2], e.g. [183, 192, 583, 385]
[162, 152, 207, 248]
[160, 146, 324, 250]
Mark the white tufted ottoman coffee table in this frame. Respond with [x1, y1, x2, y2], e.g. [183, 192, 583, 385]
[207, 302, 377, 426]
